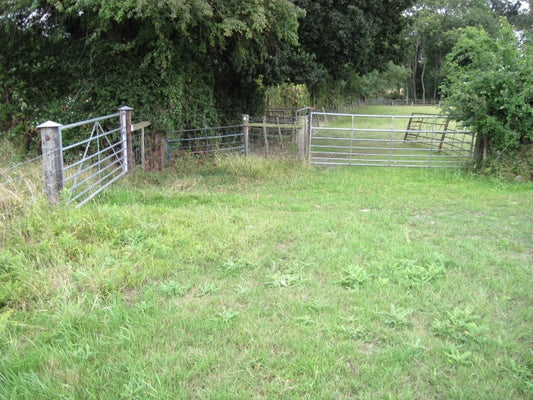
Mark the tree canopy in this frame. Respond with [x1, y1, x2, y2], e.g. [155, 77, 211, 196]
[291, 0, 414, 103]
[1, 0, 419, 149]
[294, 0, 413, 78]
[405, 0, 532, 102]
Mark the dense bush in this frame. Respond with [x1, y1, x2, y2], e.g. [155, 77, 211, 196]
[0, 0, 304, 150]
[441, 20, 533, 177]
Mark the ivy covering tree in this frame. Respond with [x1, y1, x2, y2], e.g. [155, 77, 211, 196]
[441, 20, 533, 169]
[0, 0, 303, 149]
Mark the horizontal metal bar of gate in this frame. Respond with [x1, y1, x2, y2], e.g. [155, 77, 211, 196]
[64, 144, 123, 185]
[309, 112, 475, 168]
[59, 112, 121, 131]
[62, 126, 122, 151]
[63, 141, 122, 174]
[70, 157, 126, 206]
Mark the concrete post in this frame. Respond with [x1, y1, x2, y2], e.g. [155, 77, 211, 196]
[263, 115, 269, 156]
[38, 121, 64, 204]
[242, 114, 250, 155]
[119, 106, 133, 173]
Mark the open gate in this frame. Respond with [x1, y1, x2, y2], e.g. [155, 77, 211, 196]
[309, 111, 475, 168]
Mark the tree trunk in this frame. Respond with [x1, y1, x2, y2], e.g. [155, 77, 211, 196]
[421, 57, 427, 104]
[474, 134, 489, 166]
[410, 40, 420, 102]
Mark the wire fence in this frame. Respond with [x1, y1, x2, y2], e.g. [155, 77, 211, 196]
[360, 98, 442, 106]
[1, 106, 478, 212]
[167, 125, 245, 161]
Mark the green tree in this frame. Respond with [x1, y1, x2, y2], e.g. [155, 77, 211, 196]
[441, 20, 533, 166]
[292, 0, 414, 103]
[406, 0, 502, 102]
[405, 0, 532, 103]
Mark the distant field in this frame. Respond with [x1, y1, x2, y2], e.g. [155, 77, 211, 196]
[353, 104, 442, 115]
[1, 154, 532, 398]
[349, 104, 458, 128]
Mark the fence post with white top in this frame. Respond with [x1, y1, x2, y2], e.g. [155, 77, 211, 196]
[242, 114, 250, 155]
[119, 106, 133, 173]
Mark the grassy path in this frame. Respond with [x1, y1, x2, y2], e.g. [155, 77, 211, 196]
[1, 158, 532, 399]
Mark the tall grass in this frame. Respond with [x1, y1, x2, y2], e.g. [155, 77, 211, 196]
[1, 156, 532, 398]
[0, 140, 46, 224]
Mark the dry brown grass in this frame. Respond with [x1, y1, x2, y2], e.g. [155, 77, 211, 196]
[0, 183, 23, 215]
[0, 159, 45, 221]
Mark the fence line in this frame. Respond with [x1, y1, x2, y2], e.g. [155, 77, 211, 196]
[3, 154, 43, 172]
[164, 115, 310, 163]
[3, 106, 478, 210]
[166, 125, 246, 161]
[360, 98, 442, 107]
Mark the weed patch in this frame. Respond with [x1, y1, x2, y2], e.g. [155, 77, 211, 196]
[392, 256, 448, 286]
[336, 265, 372, 290]
[432, 307, 487, 344]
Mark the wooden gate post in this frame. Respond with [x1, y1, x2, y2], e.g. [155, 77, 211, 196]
[119, 106, 133, 173]
[306, 113, 311, 159]
[153, 132, 167, 170]
[297, 114, 308, 159]
[242, 114, 250, 155]
[161, 134, 168, 168]
[37, 121, 64, 204]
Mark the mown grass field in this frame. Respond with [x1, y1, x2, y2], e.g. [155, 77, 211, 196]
[1, 154, 532, 399]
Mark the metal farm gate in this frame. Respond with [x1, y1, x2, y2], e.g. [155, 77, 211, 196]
[58, 112, 127, 206]
[309, 112, 476, 168]
[38, 107, 141, 206]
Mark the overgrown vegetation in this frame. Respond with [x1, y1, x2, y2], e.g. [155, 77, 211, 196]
[0, 0, 305, 150]
[1, 158, 532, 398]
[442, 20, 533, 177]
[0, 0, 417, 152]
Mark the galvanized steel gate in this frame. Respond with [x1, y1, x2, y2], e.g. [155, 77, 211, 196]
[309, 112, 476, 168]
[59, 111, 128, 206]
[38, 107, 135, 206]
